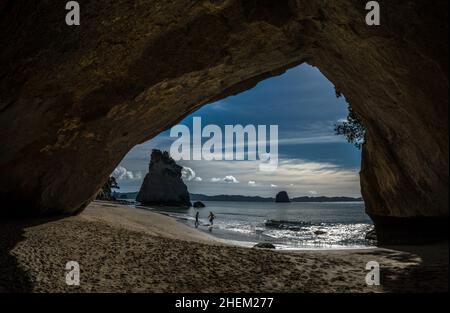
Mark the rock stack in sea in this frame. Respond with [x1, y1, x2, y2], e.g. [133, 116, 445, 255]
[275, 191, 290, 203]
[136, 150, 191, 207]
[193, 201, 206, 208]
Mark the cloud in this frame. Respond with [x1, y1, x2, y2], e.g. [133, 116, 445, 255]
[210, 176, 240, 183]
[209, 100, 229, 112]
[223, 175, 239, 183]
[112, 166, 142, 181]
[308, 190, 318, 195]
[194, 177, 203, 182]
[248, 181, 256, 186]
[181, 167, 196, 181]
[177, 156, 361, 197]
[270, 184, 278, 188]
[277, 135, 345, 145]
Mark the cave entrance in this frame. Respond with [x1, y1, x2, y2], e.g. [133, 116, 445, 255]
[111, 64, 372, 249]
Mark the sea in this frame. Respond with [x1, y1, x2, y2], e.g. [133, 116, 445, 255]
[133, 201, 376, 250]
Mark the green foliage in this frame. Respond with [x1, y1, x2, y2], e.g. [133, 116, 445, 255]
[335, 107, 366, 149]
[97, 176, 120, 200]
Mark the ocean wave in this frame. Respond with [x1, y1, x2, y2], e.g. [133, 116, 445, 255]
[222, 212, 267, 218]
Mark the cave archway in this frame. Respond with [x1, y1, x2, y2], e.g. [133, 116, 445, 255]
[117, 64, 364, 199]
[115, 63, 370, 249]
[0, 0, 448, 243]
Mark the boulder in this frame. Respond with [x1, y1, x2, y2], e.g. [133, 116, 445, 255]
[136, 150, 191, 207]
[253, 243, 276, 249]
[275, 191, 290, 203]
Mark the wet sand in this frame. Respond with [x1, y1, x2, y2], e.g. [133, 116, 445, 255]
[0, 201, 447, 293]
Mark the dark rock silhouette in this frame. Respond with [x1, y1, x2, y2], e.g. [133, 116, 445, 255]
[136, 150, 191, 207]
[193, 201, 206, 208]
[275, 191, 290, 203]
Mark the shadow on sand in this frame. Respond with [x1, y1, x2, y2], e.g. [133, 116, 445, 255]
[0, 217, 64, 293]
[0, 211, 448, 293]
[359, 242, 449, 293]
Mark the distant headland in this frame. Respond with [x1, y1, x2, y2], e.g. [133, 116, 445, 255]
[114, 191, 363, 203]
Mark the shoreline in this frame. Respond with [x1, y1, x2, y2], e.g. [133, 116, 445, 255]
[1, 201, 448, 292]
[83, 201, 223, 245]
[133, 202, 376, 252]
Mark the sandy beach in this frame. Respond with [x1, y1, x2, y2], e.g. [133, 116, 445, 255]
[0, 201, 447, 293]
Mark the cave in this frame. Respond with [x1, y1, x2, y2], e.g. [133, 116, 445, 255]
[0, 0, 448, 244]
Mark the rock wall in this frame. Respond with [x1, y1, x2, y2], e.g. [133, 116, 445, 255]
[137, 150, 191, 207]
[0, 1, 448, 242]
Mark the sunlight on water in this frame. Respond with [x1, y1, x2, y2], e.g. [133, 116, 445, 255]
[137, 201, 376, 250]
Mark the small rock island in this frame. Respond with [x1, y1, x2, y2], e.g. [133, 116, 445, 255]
[193, 201, 206, 208]
[275, 191, 290, 203]
[137, 149, 191, 207]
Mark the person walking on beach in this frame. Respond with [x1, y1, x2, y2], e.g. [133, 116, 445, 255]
[195, 211, 200, 228]
[208, 211, 215, 226]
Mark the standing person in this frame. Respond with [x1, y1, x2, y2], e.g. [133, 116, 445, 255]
[195, 211, 200, 228]
[208, 211, 215, 226]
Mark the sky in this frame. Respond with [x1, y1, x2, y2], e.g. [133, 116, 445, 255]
[114, 64, 362, 197]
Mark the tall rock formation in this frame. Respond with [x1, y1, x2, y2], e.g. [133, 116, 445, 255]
[136, 150, 191, 207]
[275, 191, 290, 203]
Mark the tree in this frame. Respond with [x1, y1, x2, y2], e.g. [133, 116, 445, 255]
[97, 176, 120, 200]
[335, 107, 366, 149]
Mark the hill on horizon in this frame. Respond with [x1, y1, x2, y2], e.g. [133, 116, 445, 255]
[113, 191, 363, 203]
